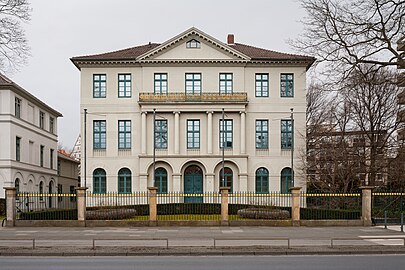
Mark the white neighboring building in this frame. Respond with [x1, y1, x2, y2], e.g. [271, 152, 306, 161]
[71, 28, 314, 196]
[0, 73, 62, 199]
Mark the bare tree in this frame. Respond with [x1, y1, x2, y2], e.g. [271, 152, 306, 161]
[292, 0, 405, 84]
[0, 0, 31, 73]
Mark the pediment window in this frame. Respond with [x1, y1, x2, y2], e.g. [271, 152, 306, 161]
[186, 39, 201, 49]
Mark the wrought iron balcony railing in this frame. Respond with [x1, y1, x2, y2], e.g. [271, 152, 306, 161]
[139, 92, 248, 103]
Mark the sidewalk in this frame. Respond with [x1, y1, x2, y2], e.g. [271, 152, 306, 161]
[0, 226, 404, 256]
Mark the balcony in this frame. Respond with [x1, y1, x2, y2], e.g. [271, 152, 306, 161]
[138, 92, 248, 104]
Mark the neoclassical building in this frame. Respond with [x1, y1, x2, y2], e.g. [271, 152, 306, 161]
[0, 73, 62, 199]
[71, 28, 314, 195]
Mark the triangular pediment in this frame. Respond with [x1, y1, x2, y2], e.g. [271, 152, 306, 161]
[137, 27, 250, 62]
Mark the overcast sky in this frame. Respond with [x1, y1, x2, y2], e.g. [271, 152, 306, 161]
[9, 0, 306, 149]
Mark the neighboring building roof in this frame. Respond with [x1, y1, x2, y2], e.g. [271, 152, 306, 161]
[71, 27, 315, 69]
[0, 73, 63, 117]
[58, 149, 80, 164]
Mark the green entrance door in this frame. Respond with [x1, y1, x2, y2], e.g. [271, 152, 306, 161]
[184, 165, 203, 203]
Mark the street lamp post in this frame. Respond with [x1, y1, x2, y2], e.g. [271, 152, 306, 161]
[290, 108, 294, 188]
[83, 108, 87, 189]
[221, 108, 225, 188]
[153, 108, 156, 189]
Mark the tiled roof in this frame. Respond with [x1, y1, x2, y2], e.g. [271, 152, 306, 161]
[71, 43, 160, 61]
[229, 43, 314, 61]
[71, 42, 314, 63]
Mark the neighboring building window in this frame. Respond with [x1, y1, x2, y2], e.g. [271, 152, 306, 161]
[57, 184, 63, 202]
[49, 117, 55, 134]
[93, 120, 106, 149]
[15, 178, 20, 194]
[219, 167, 233, 193]
[16, 137, 21, 161]
[219, 73, 233, 94]
[39, 111, 45, 129]
[15, 97, 21, 118]
[93, 168, 106, 194]
[40, 145, 44, 167]
[155, 120, 168, 149]
[186, 39, 200, 49]
[256, 167, 269, 194]
[154, 73, 168, 94]
[185, 73, 201, 95]
[281, 120, 293, 149]
[220, 119, 233, 148]
[187, 120, 200, 149]
[281, 167, 293, 194]
[118, 168, 132, 194]
[118, 120, 131, 149]
[155, 167, 168, 194]
[70, 185, 76, 202]
[255, 73, 269, 97]
[39, 181, 44, 201]
[280, 73, 294, 97]
[57, 160, 61, 175]
[93, 74, 106, 98]
[50, 149, 54, 169]
[118, 74, 131, 97]
[256, 120, 269, 149]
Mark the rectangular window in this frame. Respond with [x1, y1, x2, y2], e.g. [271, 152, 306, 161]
[220, 119, 233, 148]
[280, 73, 294, 97]
[16, 137, 21, 161]
[118, 74, 131, 97]
[154, 73, 168, 94]
[185, 73, 201, 95]
[57, 160, 61, 175]
[58, 184, 63, 202]
[118, 120, 131, 149]
[219, 73, 233, 94]
[93, 120, 106, 149]
[49, 117, 54, 134]
[93, 74, 106, 98]
[187, 120, 200, 149]
[39, 111, 45, 129]
[70, 185, 76, 202]
[50, 149, 54, 169]
[281, 120, 293, 149]
[255, 73, 269, 97]
[155, 120, 168, 149]
[40, 145, 44, 167]
[15, 97, 21, 118]
[256, 120, 269, 149]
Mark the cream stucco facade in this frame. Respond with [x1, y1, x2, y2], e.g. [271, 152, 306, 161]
[72, 28, 314, 194]
[0, 74, 62, 198]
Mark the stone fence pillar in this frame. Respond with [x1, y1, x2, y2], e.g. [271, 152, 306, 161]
[75, 187, 87, 223]
[3, 187, 16, 227]
[289, 187, 302, 227]
[220, 187, 230, 226]
[360, 186, 374, 226]
[148, 187, 158, 226]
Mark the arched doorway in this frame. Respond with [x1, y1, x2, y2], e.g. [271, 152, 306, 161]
[184, 165, 203, 203]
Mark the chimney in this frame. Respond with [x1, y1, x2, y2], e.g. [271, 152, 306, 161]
[227, 34, 234, 45]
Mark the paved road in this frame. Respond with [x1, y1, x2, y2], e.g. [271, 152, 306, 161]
[0, 255, 404, 270]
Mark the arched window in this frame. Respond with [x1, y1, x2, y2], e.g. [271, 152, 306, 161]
[39, 181, 44, 201]
[93, 168, 106, 194]
[48, 180, 54, 207]
[118, 168, 132, 194]
[281, 167, 293, 194]
[186, 39, 201, 49]
[219, 167, 233, 193]
[256, 168, 269, 194]
[155, 167, 168, 194]
[15, 178, 20, 194]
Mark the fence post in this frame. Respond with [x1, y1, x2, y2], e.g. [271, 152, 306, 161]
[3, 187, 16, 227]
[75, 187, 87, 225]
[220, 187, 230, 226]
[148, 187, 158, 226]
[360, 186, 374, 226]
[289, 187, 301, 227]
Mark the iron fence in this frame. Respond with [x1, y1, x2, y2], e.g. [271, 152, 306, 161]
[86, 192, 149, 220]
[16, 193, 77, 220]
[372, 191, 405, 225]
[300, 192, 361, 220]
